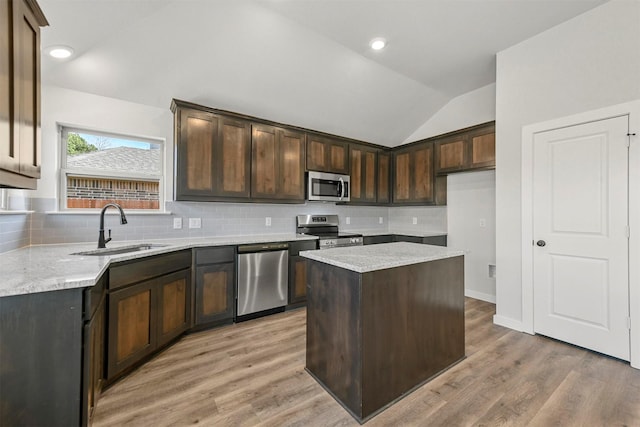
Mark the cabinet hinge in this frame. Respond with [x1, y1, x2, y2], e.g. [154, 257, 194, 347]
[627, 317, 632, 330]
[626, 226, 630, 239]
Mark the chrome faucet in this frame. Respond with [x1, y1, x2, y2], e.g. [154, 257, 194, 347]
[98, 203, 128, 248]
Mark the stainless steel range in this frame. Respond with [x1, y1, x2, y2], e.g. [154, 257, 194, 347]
[296, 214, 363, 249]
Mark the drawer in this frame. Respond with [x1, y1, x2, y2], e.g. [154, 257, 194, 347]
[195, 246, 235, 265]
[109, 250, 192, 290]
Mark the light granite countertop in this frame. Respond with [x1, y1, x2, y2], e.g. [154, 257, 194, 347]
[0, 234, 317, 298]
[300, 241, 463, 273]
[353, 229, 448, 237]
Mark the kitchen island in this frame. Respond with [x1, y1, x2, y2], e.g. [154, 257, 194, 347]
[301, 242, 465, 423]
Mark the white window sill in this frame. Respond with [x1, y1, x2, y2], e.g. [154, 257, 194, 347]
[0, 210, 34, 215]
[45, 210, 173, 215]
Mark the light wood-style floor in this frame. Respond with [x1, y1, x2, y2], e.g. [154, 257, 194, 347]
[93, 298, 640, 426]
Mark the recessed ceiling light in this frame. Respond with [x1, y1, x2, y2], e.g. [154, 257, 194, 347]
[370, 38, 386, 51]
[45, 45, 74, 59]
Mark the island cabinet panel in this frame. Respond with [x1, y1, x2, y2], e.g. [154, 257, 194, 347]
[360, 258, 464, 416]
[349, 144, 377, 203]
[376, 152, 391, 204]
[306, 261, 363, 413]
[392, 142, 435, 204]
[0, 0, 47, 189]
[251, 124, 305, 201]
[306, 254, 464, 422]
[194, 246, 235, 327]
[174, 106, 251, 201]
[306, 134, 349, 174]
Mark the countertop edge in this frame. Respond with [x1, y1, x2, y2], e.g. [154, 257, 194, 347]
[0, 234, 318, 298]
[301, 242, 463, 273]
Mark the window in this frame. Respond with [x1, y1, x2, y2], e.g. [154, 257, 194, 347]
[60, 127, 164, 211]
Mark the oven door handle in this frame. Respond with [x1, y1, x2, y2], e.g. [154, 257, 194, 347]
[338, 178, 344, 200]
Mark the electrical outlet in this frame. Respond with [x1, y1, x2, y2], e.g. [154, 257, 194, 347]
[173, 218, 182, 229]
[489, 264, 496, 278]
[346, 217, 351, 225]
[379, 217, 383, 224]
[265, 217, 272, 227]
[479, 219, 486, 228]
[412, 217, 417, 225]
[188, 218, 201, 229]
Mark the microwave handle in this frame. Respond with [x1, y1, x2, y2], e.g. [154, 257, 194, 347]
[338, 177, 344, 200]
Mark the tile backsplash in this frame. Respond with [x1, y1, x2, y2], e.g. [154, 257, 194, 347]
[0, 197, 447, 252]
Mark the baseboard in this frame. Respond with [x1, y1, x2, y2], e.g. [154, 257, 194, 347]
[464, 289, 496, 304]
[493, 314, 524, 332]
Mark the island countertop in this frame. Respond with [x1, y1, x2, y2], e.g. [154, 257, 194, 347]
[300, 241, 464, 273]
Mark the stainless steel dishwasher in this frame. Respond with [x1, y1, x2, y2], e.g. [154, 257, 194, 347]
[237, 242, 289, 320]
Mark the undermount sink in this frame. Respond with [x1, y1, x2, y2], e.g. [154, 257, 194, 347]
[71, 243, 168, 256]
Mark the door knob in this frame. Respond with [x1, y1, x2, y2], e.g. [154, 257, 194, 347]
[536, 240, 546, 247]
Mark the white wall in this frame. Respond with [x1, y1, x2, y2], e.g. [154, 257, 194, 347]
[447, 170, 496, 302]
[37, 84, 174, 202]
[403, 83, 496, 143]
[495, 0, 640, 328]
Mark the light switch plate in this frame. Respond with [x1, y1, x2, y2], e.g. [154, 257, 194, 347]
[173, 218, 182, 229]
[479, 219, 486, 228]
[412, 217, 417, 225]
[265, 217, 272, 227]
[188, 218, 201, 229]
[346, 217, 351, 225]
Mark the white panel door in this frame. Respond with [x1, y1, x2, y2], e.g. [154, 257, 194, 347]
[533, 115, 629, 360]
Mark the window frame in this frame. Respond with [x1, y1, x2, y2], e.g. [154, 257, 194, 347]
[59, 126, 166, 212]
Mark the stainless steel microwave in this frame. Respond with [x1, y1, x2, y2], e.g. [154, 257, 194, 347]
[307, 171, 350, 202]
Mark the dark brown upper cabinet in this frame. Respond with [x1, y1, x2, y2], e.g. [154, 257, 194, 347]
[173, 105, 251, 201]
[349, 144, 378, 203]
[0, 0, 48, 189]
[376, 152, 391, 204]
[435, 122, 495, 175]
[306, 133, 349, 174]
[393, 142, 435, 205]
[251, 124, 305, 201]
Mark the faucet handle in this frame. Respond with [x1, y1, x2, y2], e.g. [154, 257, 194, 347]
[106, 229, 112, 244]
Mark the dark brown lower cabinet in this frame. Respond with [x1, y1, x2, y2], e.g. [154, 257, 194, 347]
[107, 251, 191, 382]
[289, 255, 308, 304]
[157, 270, 190, 347]
[194, 246, 235, 327]
[108, 280, 156, 380]
[288, 240, 318, 305]
[83, 290, 105, 426]
[0, 276, 106, 427]
[195, 262, 234, 325]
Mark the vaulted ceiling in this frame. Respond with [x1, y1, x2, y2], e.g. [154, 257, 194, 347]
[38, 0, 606, 146]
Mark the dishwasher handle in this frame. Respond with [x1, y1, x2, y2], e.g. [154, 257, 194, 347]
[237, 242, 289, 253]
